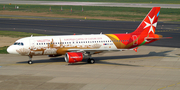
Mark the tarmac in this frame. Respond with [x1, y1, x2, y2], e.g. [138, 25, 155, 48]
[0, 46, 180, 90]
[0, 18, 180, 90]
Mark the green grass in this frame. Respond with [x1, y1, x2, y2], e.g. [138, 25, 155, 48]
[0, 46, 8, 54]
[0, 31, 47, 38]
[1, 4, 180, 21]
[31, 0, 180, 4]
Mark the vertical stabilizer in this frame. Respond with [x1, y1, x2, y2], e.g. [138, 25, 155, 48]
[132, 7, 161, 35]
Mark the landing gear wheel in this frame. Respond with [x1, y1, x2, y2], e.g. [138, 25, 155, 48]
[87, 58, 95, 64]
[28, 55, 33, 64]
[28, 60, 33, 64]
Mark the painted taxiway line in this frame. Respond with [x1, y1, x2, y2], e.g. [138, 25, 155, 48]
[157, 82, 180, 90]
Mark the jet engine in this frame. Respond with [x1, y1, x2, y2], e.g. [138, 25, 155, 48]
[64, 52, 84, 63]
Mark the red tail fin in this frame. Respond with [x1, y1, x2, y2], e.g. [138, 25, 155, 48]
[132, 7, 161, 35]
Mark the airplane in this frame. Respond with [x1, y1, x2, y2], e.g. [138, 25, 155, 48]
[7, 7, 171, 64]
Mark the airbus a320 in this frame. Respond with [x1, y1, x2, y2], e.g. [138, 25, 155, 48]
[7, 7, 171, 64]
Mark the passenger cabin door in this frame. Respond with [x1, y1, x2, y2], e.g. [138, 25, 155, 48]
[29, 39, 35, 50]
[132, 35, 138, 45]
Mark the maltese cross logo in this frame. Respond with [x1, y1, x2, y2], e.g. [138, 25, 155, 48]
[144, 16, 157, 34]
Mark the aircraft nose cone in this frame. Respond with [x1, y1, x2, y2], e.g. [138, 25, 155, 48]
[7, 46, 18, 54]
[7, 46, 11, 53]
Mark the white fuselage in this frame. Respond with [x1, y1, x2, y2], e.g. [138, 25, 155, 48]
[7, 34, 121, 55]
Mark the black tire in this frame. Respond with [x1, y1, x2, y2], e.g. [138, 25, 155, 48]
[87, 59, 95, 64]
[28, 60, 33, 64]
[90, 59, 95, 64]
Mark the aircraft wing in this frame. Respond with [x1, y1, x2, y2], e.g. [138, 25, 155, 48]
[67, 48, 136, 54]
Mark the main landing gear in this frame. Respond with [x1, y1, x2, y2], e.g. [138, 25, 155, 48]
[28, 55, 33, 64]
[87, 58, 95, 64]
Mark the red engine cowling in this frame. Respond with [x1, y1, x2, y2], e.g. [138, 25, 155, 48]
[65, 52, 83, 63]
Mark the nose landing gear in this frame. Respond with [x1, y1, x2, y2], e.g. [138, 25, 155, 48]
[28, 55, 33, 64]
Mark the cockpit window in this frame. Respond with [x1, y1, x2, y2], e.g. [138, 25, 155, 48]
[14, 42, 24, 46]
[14, 42, 18, 45]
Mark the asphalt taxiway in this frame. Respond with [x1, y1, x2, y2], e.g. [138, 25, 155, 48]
[0, 18, 179, 48]
[0, 18, 180, 90]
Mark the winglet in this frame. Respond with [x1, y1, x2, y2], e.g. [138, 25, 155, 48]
[133, 47, 138, 52]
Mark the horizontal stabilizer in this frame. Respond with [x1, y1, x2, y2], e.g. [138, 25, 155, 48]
[133, 47, 138, 52]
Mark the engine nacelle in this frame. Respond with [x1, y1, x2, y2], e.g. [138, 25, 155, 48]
[65, 52, 84, 63]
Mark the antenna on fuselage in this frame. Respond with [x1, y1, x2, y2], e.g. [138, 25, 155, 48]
[100, 32, 102, 35]
[31, 35, 33, 37]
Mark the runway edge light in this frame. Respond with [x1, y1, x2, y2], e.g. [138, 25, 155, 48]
[61, 6, 63, 11]
[3, 5, 5, 10]
[49, 6, 52, 11]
